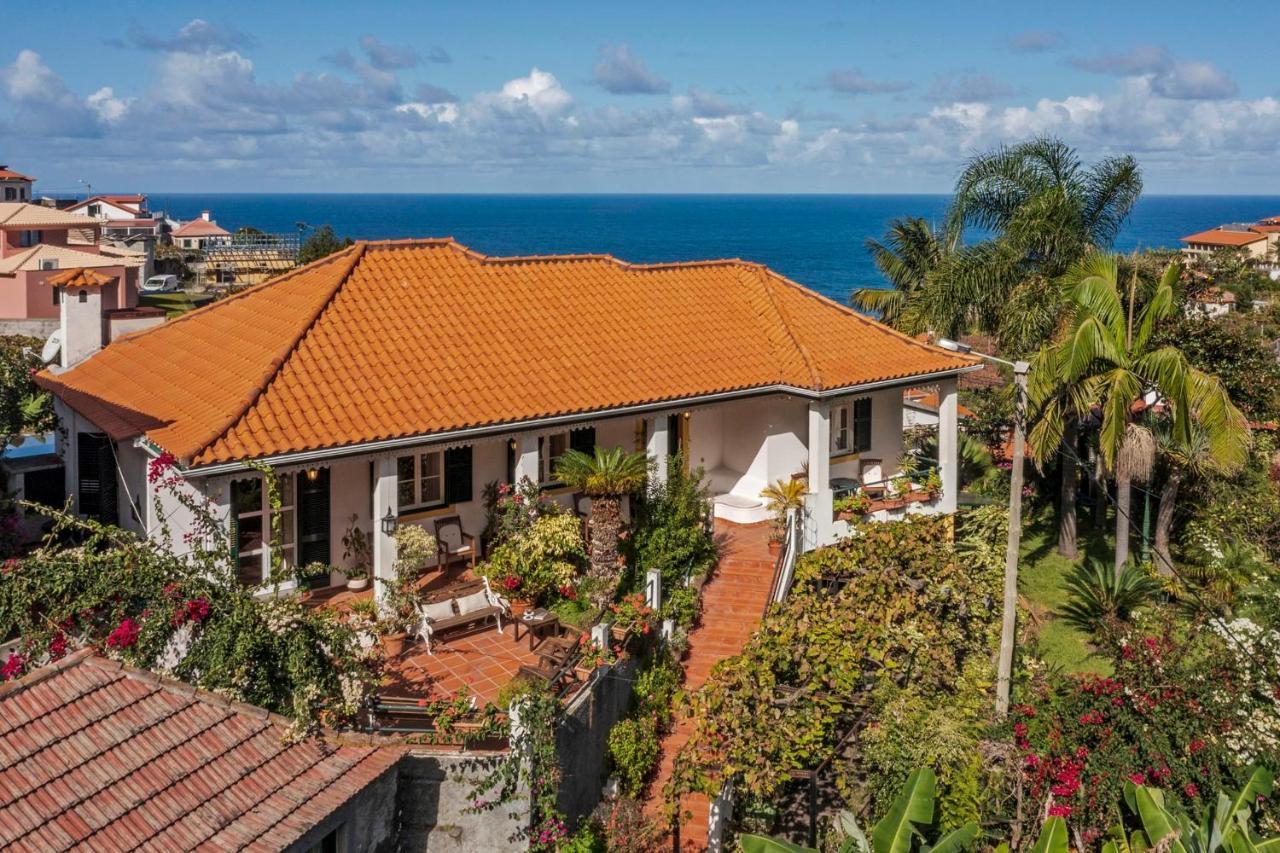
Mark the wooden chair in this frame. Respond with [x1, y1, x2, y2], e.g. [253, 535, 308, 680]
[858, 458, 886, 498]
[434, 515, 478, 569]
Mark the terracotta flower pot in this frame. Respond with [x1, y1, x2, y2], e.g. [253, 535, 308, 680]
[610, 624, 629, 642]
[767, 539, 783, 557]
[509, 599, 532, 619]
[380, 632, 408, 658]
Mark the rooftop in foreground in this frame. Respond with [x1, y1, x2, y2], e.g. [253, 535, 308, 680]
[37, 237, 976, 469]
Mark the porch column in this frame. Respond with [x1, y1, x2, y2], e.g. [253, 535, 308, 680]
[372, 455, 399, 604]
[938, 377, 959, 513]
[807, 401, 833, 549]
[513, 434, 540, 484]
[646, 416, 669, 486]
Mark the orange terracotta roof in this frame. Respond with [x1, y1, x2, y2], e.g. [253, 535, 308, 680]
[37, 239, 977, 467]
[1251, 224, 1280, 234]
[903, 388, 975, 418]
[44, 267, 115, 288]
[0, 167, 34, 181]
[0, 650, 403, 851]
[172, 218, 230, 237]
[1180, 228, 1267, 246]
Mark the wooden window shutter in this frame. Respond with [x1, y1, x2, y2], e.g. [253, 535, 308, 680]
[298, 469, 330, 567]
[444, 446, 473, 505]
[853, 398, 873, 453]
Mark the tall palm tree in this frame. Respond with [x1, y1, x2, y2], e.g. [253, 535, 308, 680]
[1151, 418, 1246, 575]
[852, 217, 953, 330]
[929, 137, 1143, 353]
[554, 446, 650, 610]
[1028, 255, 1249, 575]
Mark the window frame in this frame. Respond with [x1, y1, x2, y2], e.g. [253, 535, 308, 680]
[231, 473, 296, 587]
[831, 397, 873, 455]
[395, 446, 472, 510]
[397, 449, 447, 511]
[538, 427, 595, 487]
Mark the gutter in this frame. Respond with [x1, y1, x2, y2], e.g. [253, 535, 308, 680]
[144, 363, 983, 478]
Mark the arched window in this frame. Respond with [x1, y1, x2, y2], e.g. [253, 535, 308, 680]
[78, 289, 88, 303]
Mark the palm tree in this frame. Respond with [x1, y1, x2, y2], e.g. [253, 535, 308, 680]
[554, 446, 649, 610]
[852, 217, 953, 329]
[1028, 255, 1249, 575]
[1151, 418, 1246, 575]
[931, 137, 1143, 353]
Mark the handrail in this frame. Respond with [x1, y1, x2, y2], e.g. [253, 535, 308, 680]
[764, 506, 802, 614]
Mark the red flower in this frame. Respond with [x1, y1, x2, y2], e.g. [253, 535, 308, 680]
[1184, 783, 1200, 798]
[147, 451, 178, 484]
[557, 584, 577, 600]
[1047, 804, 1072, 818]
[1013, 722, 1028, 738]
[1, 653, 24, 681]
[1015, 704, 1037, 717]
[501, 575, 521, 591]
[1, 557, 18, 575]
[106, 618, 141, 650]
[1129, 773, 1146, 785]
[48, 632, 68, 660]
[1188, 738, 1207, 754]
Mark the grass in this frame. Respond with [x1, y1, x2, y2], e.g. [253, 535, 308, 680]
[138, 291, 215, 317]
[1018, 510, 1114, 675]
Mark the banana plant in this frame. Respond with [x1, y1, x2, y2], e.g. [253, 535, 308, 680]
[1101, 769, 1278, 853]
[739, 769, 979, 853]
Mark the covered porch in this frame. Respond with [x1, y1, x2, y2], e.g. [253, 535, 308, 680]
[208, 376, 961, 599]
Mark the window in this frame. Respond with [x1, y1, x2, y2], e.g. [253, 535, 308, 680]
[39, 258, 58, 271]
[77, 433, 117, 525]
[52, 285, 59, 306]
[87, 203, 101, 216]
[23, 466, 65, 512]
[395, 445, 472, 510]
[231, 474, 295, 586]
[539, 427, 595, 485]
[3, 187, 13, 201]
[831, 398, 872, 455]
[78, 289, 87, 303]
[20, 230, 42, 248]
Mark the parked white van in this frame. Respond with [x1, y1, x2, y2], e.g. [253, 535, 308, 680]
[141, 274, 179, 293]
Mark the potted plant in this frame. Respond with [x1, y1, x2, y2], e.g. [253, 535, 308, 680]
[760, 478, 807, 555]
[608, 593, 654, 641]
[834, 491, 873, 518]
[375, 528, 436, 659]
[478, 512, 586, 618]
[341, 514, 373, 590]
[923, 468, 943, 496]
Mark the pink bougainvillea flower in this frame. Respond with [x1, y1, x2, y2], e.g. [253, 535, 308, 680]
[1047, 804, 1072, 817]
[1, 652, 24, 681]
[147, 451, 178, 485]
[106, 617, 141, 650]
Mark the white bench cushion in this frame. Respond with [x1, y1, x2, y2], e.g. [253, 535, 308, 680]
[421, 599, 456, 623]
[455, 590, 491, 615]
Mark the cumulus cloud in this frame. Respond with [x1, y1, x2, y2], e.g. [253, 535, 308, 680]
[358, 35, 420, 70]
[826, 69, 911, 96]
[1007, 30, 1066, 53]
[0, 49, 102, 136]
[593, 44, 669, 94]
[923, 74, 1015, 103]
[1070, 46, 1237, 100]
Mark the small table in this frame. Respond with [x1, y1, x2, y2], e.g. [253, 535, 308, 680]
[514, 612, 560, 651]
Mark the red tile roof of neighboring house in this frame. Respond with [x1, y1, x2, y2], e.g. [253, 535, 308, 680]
[1251, 224, 1280, 234]
[45, 267, 116, 288]
[1180, 228, 1267, 246]
[172, 218, 231, 237]
[0, 650, 404, 852]
[0, 166, 34, 181]
[37, 238, 978, 467]
[903, 388, 975, 418]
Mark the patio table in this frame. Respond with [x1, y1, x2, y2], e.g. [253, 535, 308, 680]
[514, 611, 560, 652]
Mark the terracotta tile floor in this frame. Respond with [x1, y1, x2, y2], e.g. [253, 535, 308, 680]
[645, 519, 777, 850]
[304, 565, 582, 707]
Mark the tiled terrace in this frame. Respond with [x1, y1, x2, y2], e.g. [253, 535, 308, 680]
[304, 566, 586, 708]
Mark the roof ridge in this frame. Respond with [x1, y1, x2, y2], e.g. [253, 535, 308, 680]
[189, 242, 369, 464]
[0, 647, 97, 700]
[368, 236, 759, 274]
[760, 266, 982, 367]
[743, 265, 823, 389]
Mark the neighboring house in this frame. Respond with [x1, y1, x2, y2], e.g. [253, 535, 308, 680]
[36, 239, 978, 596]
[0, 649, 403, 852]
[0, 165, 34, 202]
[171, 210, 231, 250]
[0, 202, 147, 337]
[66, 193, 163, 241]
[1180, 223, 1279, 263]
[903, 387, 974, 428]
[1188, 286, 1237, 318]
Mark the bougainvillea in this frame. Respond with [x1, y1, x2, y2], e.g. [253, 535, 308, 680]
[1011, 623, 1280, 840]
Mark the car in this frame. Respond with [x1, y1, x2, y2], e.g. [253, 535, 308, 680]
[141, 274, 179, 293]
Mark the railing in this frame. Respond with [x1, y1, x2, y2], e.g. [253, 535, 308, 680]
[764, 506, 803, 614]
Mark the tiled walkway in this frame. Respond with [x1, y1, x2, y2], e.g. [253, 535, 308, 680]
[646, 520, 777, 850]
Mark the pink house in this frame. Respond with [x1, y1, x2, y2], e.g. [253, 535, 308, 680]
[0, 202, 145, 336]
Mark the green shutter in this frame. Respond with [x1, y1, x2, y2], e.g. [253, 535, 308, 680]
[444, 446, 473, 504]
[853, 398, 873, 453]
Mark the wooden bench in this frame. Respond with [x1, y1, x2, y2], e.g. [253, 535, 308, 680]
[415, 578, 508, 654]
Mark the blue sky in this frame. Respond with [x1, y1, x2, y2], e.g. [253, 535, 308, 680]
[3, 1, 1279, 194]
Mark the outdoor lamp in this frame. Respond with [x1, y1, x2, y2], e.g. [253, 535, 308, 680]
[381, 507, 397, 536]
[306, 467, 319, 482]
[936, 337, 972, 354]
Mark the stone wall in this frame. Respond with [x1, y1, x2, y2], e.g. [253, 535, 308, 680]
[555, 656, 641, 824]
[0, 318, 56, 338]
[395, 750, 529, 852]
[284, 760, 400, 853]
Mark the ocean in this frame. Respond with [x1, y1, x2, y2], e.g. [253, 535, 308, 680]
[150, 194, 1280, 304]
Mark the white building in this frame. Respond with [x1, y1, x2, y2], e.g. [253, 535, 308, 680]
[36, 239, 978, 597]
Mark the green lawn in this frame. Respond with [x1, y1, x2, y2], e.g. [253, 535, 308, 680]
[138, 291, 215, 317]
[1017, 511, 1114, 675]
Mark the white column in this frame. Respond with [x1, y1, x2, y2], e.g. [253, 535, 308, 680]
[938, 377, 959, 513]
[807, 401, 833, 548]
[512, 434, 540, 484]
[646, 416, 669, 486]
[372, 455, 398, 604]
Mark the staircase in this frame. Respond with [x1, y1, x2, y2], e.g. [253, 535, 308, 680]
[646, 520, 777, 850]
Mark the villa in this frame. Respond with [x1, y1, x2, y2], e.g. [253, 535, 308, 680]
[1181, 220, 1280, 267]
[171, 210, 231, 250]
[36, 238, 977, 600]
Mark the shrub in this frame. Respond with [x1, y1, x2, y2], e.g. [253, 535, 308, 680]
[392, 523, 437, 573]
[1058, 558, 1162, 636]
[660, 584, 700, 629]
[631, 457, 717, 593]
[478, 513, 586, 603]
[608, 715, 661, 797]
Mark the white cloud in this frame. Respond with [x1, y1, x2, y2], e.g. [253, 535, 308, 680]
[86, 86, 131, 122]
[479, 68, 573, 119]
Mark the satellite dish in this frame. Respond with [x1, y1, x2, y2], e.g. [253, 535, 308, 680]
[40, 329, 62, 365]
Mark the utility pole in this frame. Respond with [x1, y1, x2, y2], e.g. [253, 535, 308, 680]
[995, 361, 1029, 718]
[935, 339, 1029, 718]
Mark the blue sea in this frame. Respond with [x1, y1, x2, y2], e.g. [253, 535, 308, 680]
[149, 194, 1280, 303]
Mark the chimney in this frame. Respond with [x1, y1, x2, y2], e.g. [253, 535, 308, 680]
[200, 210, 212, 221]
[49, 269, 112, 369]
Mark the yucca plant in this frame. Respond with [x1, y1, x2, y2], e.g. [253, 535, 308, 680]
[1058, 558, 1161, 636]
[554, 446, 649, 610]
[761, 478, 807, 542]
